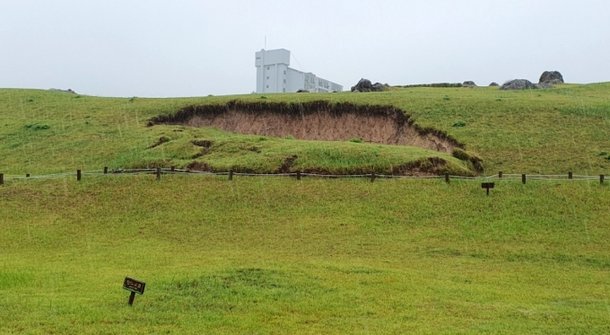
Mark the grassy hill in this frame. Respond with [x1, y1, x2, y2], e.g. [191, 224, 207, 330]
[0, 85, 609, 334]
[0, 84, 608, 175]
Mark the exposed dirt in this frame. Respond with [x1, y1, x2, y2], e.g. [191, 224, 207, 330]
[150, 100, 464, 153]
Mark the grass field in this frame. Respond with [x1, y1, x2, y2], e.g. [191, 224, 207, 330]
[0, 84, 608, 175]
[0, 84, 609, 333]
[1, 175, 608, 334]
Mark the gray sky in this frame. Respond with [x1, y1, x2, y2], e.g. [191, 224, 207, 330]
[1, 0, 608, 97]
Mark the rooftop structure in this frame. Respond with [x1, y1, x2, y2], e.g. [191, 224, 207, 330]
[255, 49, 342, 93]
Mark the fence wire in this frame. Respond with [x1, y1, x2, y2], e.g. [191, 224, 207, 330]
[0, 168, 606, 184]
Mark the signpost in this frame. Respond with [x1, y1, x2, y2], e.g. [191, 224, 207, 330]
[123, 277, 146, 306]
[481, 182, 495, 196]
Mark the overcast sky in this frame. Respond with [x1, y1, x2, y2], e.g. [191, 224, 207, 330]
[1, 0, 608, 97]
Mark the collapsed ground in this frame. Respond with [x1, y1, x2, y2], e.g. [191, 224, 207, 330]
[149, 100, 482, 175]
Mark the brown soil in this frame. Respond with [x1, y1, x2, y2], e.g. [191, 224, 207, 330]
[150, 100, 463, 153]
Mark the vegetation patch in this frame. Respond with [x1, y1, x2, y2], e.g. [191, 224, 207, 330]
[159, 268, 320, 312]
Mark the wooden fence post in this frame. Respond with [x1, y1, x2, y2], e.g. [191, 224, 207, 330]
[296, 171, 301, 181]
[370, 172, 376, 182]
[601, 175, 605, 185]
[498, 171, 503, 179]
[521, 174, 526, 184]
[568, 172, 573, 179]
[156, 168, 161, 181]
[228, 170, 233, 181]
[445, 173, 450, 184]
[104, 166, 108, 174]
[26, 173, 30, 178]
[0, 173, 3, 185]
[77, 169, 81, 181]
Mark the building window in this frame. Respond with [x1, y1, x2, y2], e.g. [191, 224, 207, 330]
[266, 85, 269, 88]
[283, 79, 286, 83]
[284, 70, 286, 75]
[266, 76, 269, 80]
[267, 66, 270, 70]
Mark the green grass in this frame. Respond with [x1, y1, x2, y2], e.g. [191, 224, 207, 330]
[0, 89, 472, 176]
[0, 85, 609, 333]
[1, 176, 608, 334]
[1, 84, 608, 175]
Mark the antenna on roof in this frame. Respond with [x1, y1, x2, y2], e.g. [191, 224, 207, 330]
[264, 36, 267, 49]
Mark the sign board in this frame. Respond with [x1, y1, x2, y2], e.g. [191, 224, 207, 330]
[123, 277, 146, 295]
[481, 182, 495, 195]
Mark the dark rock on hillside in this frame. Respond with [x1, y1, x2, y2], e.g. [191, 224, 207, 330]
[489, 82, 499, 87]
[351, 78, 387, 92]
[539, 71, 564, 85]
[49, 88, 77, 94]
[500, 79, 538, 90]
[296, 89, 309, 93]
[372, 82, 388, 91]
[462, 81, 477, 87]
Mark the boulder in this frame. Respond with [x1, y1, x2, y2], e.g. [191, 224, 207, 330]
[351, 78, 386, 92]
[539, 71, 564, 85]
[462, 81, 477, 87]
[372, 82, 386, 91]
[49, 88, 77, 94]
[489, 82, 499, 87]
[500, 79, 538, 90]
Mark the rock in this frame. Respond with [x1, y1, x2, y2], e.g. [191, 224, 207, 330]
[500, 79, 538, 90]
[462, 81, 477, 87]
[296, 89, 309, 93]
[539, 71, 564, 85]
[49, 88, 77, 94]
[372, 82, 386, 91]
[537, 81, 554, 89]
[351, 78, 372, 92]
[351, 78, 386, 92]
[489, 82, 499, 87]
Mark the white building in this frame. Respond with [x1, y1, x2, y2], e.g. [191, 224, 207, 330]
[255, 49, 343, 93]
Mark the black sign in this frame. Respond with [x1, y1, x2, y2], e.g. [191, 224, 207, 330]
[481, 182, 495, 196]
[123, 277, 146, 295]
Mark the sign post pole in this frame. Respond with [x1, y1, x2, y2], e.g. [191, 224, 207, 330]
[128, 292, 136, 306]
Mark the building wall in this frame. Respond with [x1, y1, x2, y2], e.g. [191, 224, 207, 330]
[255, 49, 290, 93]
[286, 68, 305, 92]
[255, 49, 342, 93]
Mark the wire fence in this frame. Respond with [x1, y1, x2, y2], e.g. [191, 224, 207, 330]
[0, 168, 606, 185]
